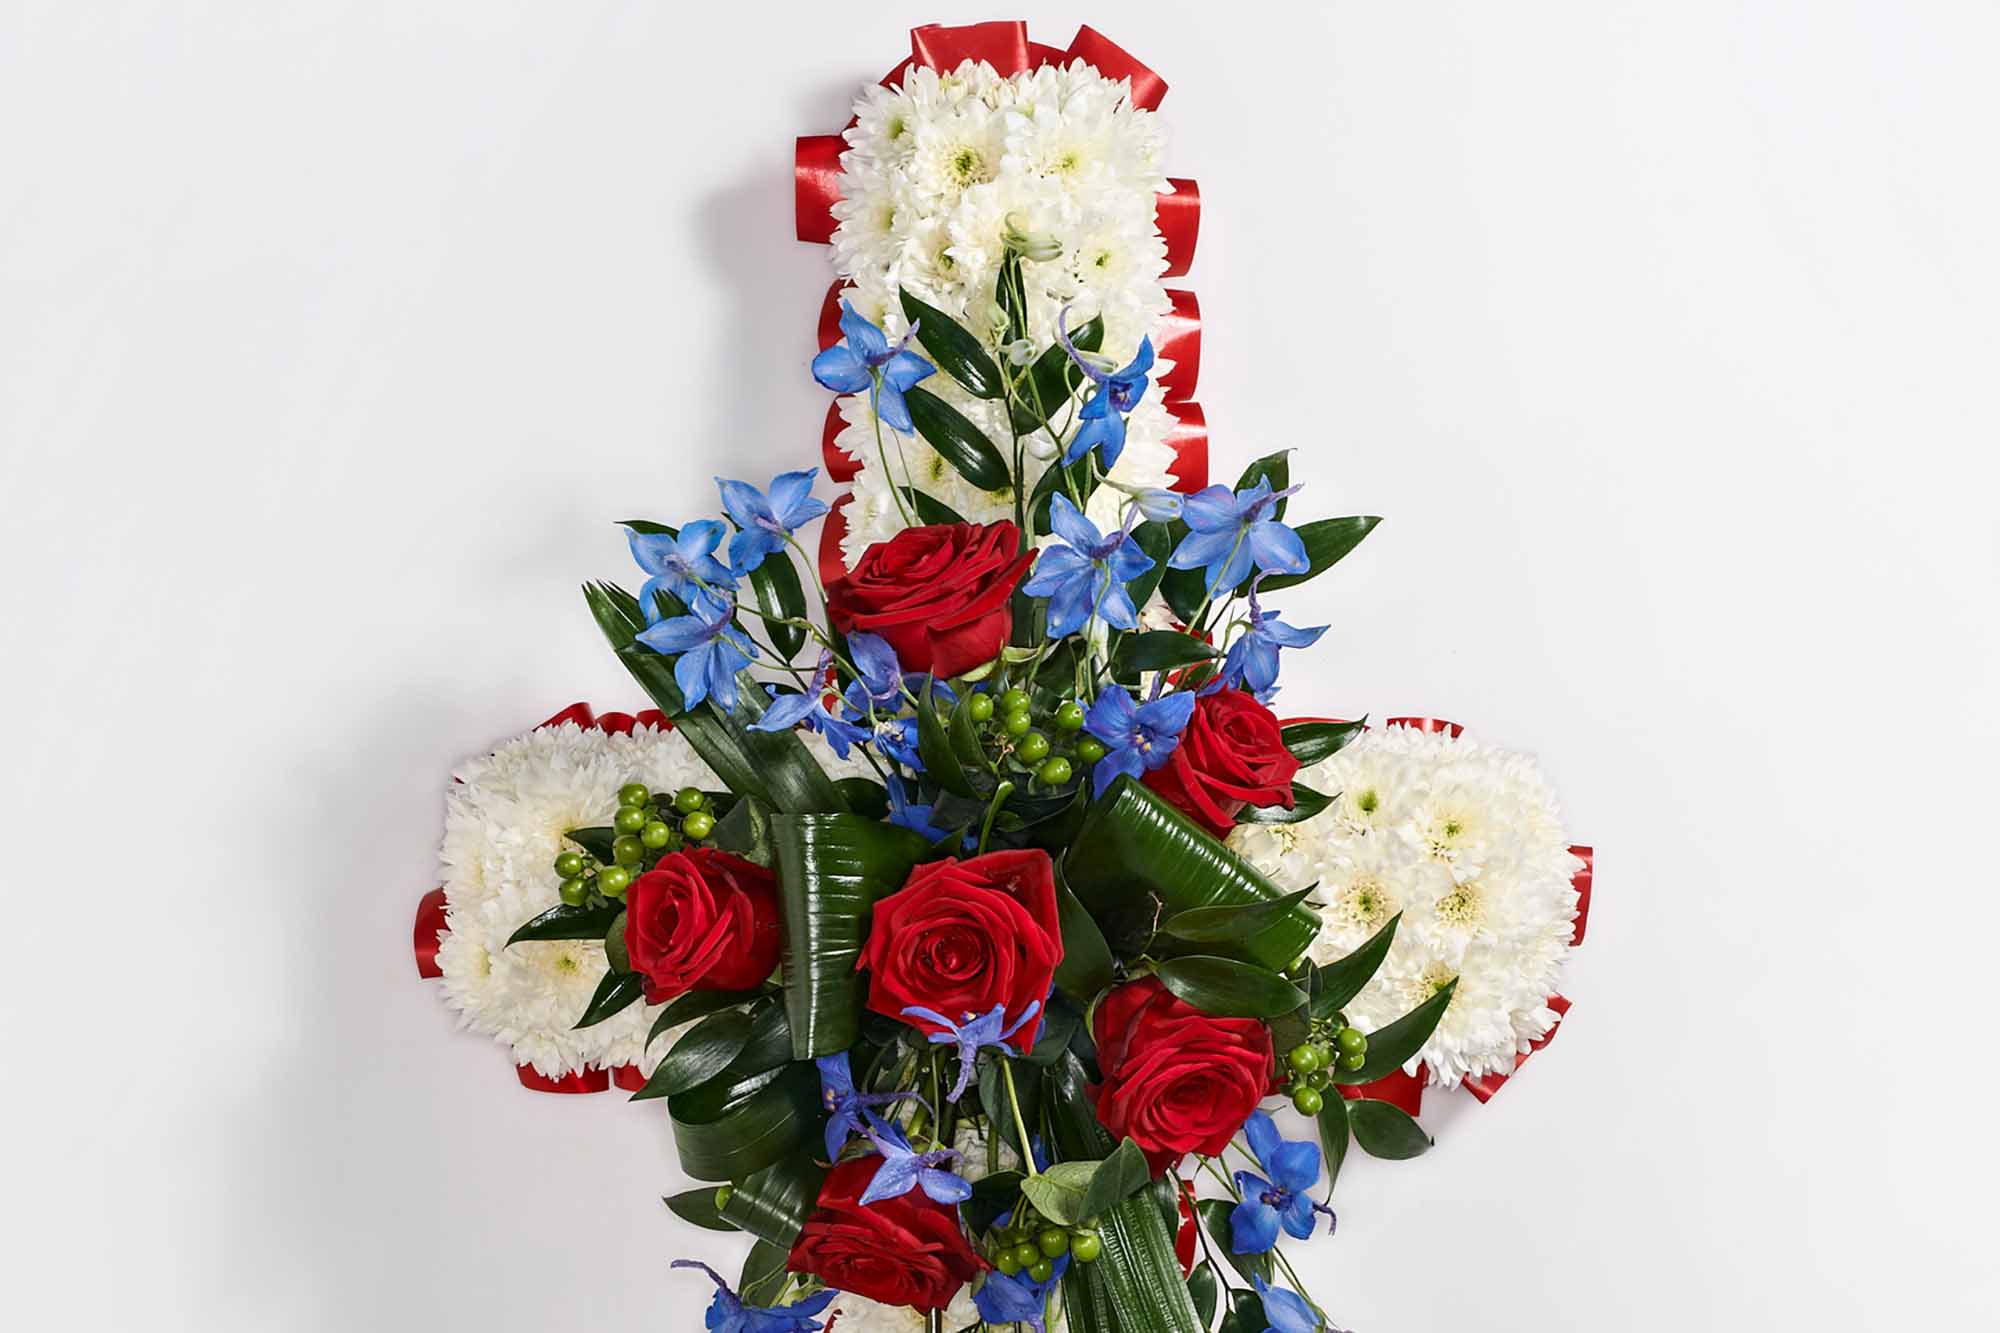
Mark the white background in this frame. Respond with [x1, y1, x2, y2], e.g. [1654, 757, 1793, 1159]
[3, 2, 1996, 1329]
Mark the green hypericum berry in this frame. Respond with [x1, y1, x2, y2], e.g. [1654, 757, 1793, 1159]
[610, 835, 643, 865]
[1288, 1044, 1322, 1074]
[558, 877, 590, 907]
[1036, 1227, 1069, 1258]
[554, 851, 586, 879]
[1028, 1258, 1055, 1283]
[968, 694, 995, 722]
[674, 786, 707, 814]
[1002, 710, 1034, 738]
[1054, 700, 1086, 732]
[1070, 1232, 1103, 1263]
[1036, 757, 1073, 786]
[617, 782, 650, 807]
[1338, 1050, 1366, 1072]
[683, 810, 716, 841]
[599, 865, 633, 896]
[1016, 730, 1050, 762]
[994, 1249, 1023, 1277]
[714, 1185, 734, 1211]
[614, 806, 648, 834]
[998, 687, 1031, 713]
[640, 820, 673, 849]
[1307, 1068, 1332, 1089]
[1337, 1026, 1367, 1055]
[1009, 1242, 1042, 1271]
[1291, 1087, 1325, 1115]
[1074, 736, 1107, 764]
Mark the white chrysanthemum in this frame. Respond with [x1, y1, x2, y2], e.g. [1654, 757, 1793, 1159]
[434, 720, 721, 1079]
[1227, 727, 1583, 1088]
[825, 58, 1179, 568]
[823, 1287, 994, 1333]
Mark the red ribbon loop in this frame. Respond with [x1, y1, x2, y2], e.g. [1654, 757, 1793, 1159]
[1340, 1065, 1428, 1118]
[413, 887, 447, 979]
[1164, 401, 1208, 495]
[1159, 180, 1200, 277]
[516, 1064, 611, 1095]
[1569, 845, 1594, 946]
[794, 134, 845, 244]
[1157, 289, 1201, 403]
[1386, 716, 1466, 737]
[911, 20, 1032, 75]
[821, 402, 857, 482]
[1462, 996, 1571, 1104]
[1065, 25, 1168, 109]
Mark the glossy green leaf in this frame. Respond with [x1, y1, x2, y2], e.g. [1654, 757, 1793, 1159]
[719, 1151, 828, 1248]
[1021, 1160, 1098, 1227]
[1052, 862, 1115, 1003]
[963, 1169, 1026, 1234]
[1309, 914, 1400, 1019]
[1009, 314, 1103, 433]
[900, 487, 969, 526]
[1347, 1096, 1434, 1160]
[1196, 1197, 1272, 1286]
[1160, 887, 1317, 945]
[904, 386, 1011, 490]
[1257, 516, 1383, 592]
[1110, 630, 1216, 675]
[917, 680, 976, 798]
[1318, 1092, 1351, 1192]
[1187, 1262, 1219, 1327]
[948, 689, 994, 776]
[832, 777, 888, 821]
[772, 814, 933, 1059]
[709, 795, 776, 868]
[1331, 979, 1458, 1085]
[1064, 778, 1319, 971]
[1124, 521, 1172, 611]
[648, 987, 766, 1049]
[631, 1009, 753, 1101]
[738, 1237, 792, 1307]
[1218, 1288, 1267, 1333]
[619, 519, 675, 535]
[1235, 450, 1292, 519]
[563, 825, 617, 863]
[1154, 955, 1308, 1020]
[573, 969, 643, 1029]
[603, 909, 630, 973]
[667, 1061, 819, 1182]
[901, 288, 1004, 399]
[745, 549, 807, 660]
[1280, 717, 1367, 766]
[506, 901, 620, 947]
[1077, 1138, 1152, 1223]
[1237, 782, 1333, 826]
[663, 1186, 739, 1233]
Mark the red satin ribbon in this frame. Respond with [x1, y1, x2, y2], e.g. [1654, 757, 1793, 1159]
[417, 703, 670, 1094]
[1164, 402, 1208, 495]
[1159, 179, 1200, 277]
[1157, 290, 1201, 404]
[1339, 1065, 1428, 1118]
[1462, 996, 1571, 1104]
[1569, 845, 1594, 946]
[818, 494, 852, 588]
[1385, 715, 1466, 738]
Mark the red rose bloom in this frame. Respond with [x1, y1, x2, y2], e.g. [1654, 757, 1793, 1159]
[827, 521, 1033, 678]
[622, 848, 780, 1003]
[787, 1156, 987, 1311]
[1143, 688, 1301, 837]
[858, 849, 1062, 1054]
[1092, 976, 1274, 1175]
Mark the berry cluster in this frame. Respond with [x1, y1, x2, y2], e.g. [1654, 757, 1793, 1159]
[990, 1219, 1102, 1279]
[974, 686, 1102, 789]
[553, 783, 714, 906]
[1282, 1020, 1369, 1116]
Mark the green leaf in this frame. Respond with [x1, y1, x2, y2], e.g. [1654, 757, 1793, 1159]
[1237, 782, 1333, 826]
[917, 680, 976, 798]
[648, 988, 765, 1049]
[948, 688, 994, 776]
[772, 814, 933, 1058]
[1021, 1160, 1099, 1227]
[719, 1151, 828, 1248]
[900, 288, 1004, 399]
[1157, 523, 1207, 625]
[1160, 887, 1317, 945]
[667, 1062, 819, 1181]
[1063, 778, 1320, 971]
[1196, 1197, 1271, 1286]
[1124, 521, 1172, 612]
[631, 1009, 754, 1101]
[1009, 314, 1103, 433]
[1027, 453, 1096, 536]
[603, 910, 630, 973]
[1309, 914, 1400, 1019]
[1077, 1138, 1152, 1223]
[963, 1170, 1027, 1234]
[1052, 862, 1115, 1003]
[709, 795, 776, 868]
[573, 969, 643, 1029]
[1317, 1093, 1351, 1192]
[1235, 450, 1293, 519]
[744, 549, 807, 660]
[1110, 630, 1216, 675]
[900, 487, 969, 526]
[663, 1186, 738, 1233]
[1187, 1262, 1219, 1327]
[619, 519, 675, 535]
[1347, 1096, 1434, 1160]
[585, 583, 848, 815]
[505, 901, 621, 947]
[996, 253, 1029, 346]
[1154, 955, 1308, 1020]
[1257, 516, 1383, 592]
[738, 1237, 792, 1307]
[563, 825, 617, 862]
[1332, 979, 1458, 1084]
[903, 386, 1011, 491]
[1218, 1288, 1268, 1333]
[1280, 717, 1367, 766]
[832, 777, 889, 821]
[978, 1057, 1043, 1163]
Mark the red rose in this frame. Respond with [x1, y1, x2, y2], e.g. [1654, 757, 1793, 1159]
[787, 1156, 987, 1311]
[1143, 688, 1301, 837]
[828, 521, 1034, 678]
[622, 848, 780, 1003]
[858, 849, 1062, 1054]
[1092, 976, 1274, 1175]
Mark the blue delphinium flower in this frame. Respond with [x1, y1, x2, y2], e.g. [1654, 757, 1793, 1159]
[813, 1051, 922, 1162]
[1082, 685, 1198, 796]
[1055, 307, 1154, 468]
[898, 1000, 1045, 1102]
[747, 683, 873, 758]
[1129, 486, 1186, 523]
[1019, 495, 1154, 639]
[1229, 1110, 1336, 1255]
[1253, 1275, 1328, 1333]
[1213, 580, 1329, 701]
[670, 1260, 836, 1333]
[716, 468, 830, 575]
[636, 599, 758, 713]
[1169, 477, 1310, 598]
[974, 1254, 1071, 1333]
[885, 773, 951, 843]
[856, 1113, 973, 1207]
[627, 520, 736, 622]
[810, 301, 935, 434]
[830, 633, 938, 771]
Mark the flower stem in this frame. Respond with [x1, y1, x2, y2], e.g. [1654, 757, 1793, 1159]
[999, 1057, 1038, 1177]
[976, 779, 1014, 856]
[870, 381, 917, 528]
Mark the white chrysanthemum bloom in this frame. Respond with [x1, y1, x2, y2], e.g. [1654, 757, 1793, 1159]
[823, 1286, 997, 1333]
[1228, 726, 1583, 1088]
[434, 720, 721, 1079]
[826, 58, 1180, 568]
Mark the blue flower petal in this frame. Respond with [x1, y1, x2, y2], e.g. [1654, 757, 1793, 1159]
[1269, 1139, 1323, 1195]
[881, 347, 935, 393]
[1230, 1198, 1281, 1255]
[1244, 1110, 1282, 1169]
[1178, 484, 1241, 532]
[1246, 519, 1310, 576]
[1048, 494, 1103, 551]
[875, 381, 916, 434]
[837, 301, 890, 362]
[811, 344, 872, 394]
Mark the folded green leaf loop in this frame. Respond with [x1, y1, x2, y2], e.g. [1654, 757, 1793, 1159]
[666, 1061, 820, 1182]
[718, 1151, 829, 1248]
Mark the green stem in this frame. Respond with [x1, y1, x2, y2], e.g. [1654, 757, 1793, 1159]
[999, 1057, 1038, 1177]
[976, 779, 1014, 856]
[870, 381, 917, 528]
